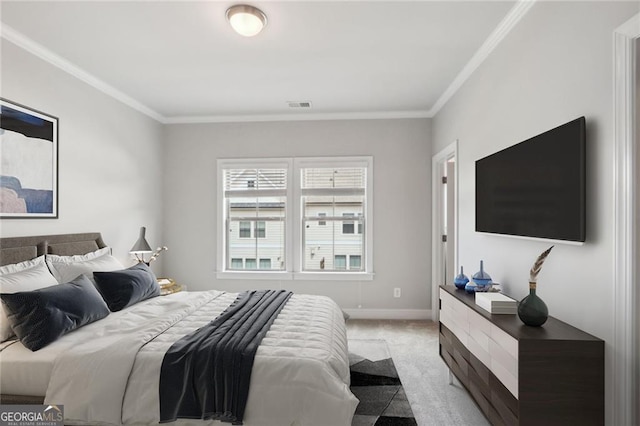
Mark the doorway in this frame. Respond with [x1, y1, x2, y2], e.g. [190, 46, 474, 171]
[431, 141, 458, 321]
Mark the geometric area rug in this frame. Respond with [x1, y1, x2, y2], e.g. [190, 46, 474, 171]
[349, 340, 417, 426]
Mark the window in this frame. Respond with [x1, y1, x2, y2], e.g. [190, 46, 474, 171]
[218, 157, 372, 279]
[342, 213, 355, 234]
[350, 255, 361, 270]
[255, 221, 266, 238]
[239, 221, 251, 238]
[221, 163, 287, 272]
[259, 258, 271, 269]
[334, 255, 347, 270]
[301, 165, 367, 272]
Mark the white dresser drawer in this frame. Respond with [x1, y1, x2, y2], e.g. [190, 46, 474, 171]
[440, 288, 519, 398]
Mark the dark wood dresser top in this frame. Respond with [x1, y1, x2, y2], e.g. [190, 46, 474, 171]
[440, 285, 603, 342]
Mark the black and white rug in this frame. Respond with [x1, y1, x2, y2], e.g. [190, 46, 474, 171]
[349, 340, 417, 426]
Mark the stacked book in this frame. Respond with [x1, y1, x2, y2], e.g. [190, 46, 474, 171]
[158, 278, 182, 295]
[157, 278, 175, 288]
[475, 292, 517, 314]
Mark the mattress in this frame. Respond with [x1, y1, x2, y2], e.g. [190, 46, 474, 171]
[1, 290, 357, 425]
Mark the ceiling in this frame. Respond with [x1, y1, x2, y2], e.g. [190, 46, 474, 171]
[0, 1, 524, 123]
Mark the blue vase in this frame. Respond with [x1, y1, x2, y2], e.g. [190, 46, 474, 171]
[454, 266, 469, 290]
[464, 281, 478, 294]
[517, 282, 548, 326]
[472, 260, 493, 292]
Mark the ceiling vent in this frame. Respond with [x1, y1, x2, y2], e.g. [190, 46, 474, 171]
[287, 101, 312, 109]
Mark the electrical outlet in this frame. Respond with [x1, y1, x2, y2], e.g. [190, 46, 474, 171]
[393, 288, 401, 298]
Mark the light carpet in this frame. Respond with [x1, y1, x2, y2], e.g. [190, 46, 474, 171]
[347, 320, 490, 426]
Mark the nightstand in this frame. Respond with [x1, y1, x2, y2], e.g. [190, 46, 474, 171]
[158, 278, 183, 295]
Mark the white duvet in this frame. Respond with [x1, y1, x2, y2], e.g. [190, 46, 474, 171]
[34, 290, 357, 426]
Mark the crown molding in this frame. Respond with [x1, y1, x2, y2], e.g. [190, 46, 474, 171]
[163, 110, 431, 124]
[1, 22, 164, 123]
[2, 1, 534, 125]
[428, 0, 536, 117]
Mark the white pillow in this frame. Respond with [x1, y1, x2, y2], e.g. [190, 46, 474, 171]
[46, 247, 125, 284]
[0, 256, 58, 342]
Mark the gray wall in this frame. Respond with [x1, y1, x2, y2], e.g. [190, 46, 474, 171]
[162, 119, 432, 313]
[0, 40, 164, 266]
[431, 2, 639, 423]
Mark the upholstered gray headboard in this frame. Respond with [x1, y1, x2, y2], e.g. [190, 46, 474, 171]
[0, 233, 106, 266]
[0, 232, 108, 405]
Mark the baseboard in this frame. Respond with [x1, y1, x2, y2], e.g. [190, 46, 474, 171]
[343, 308, 432, 320]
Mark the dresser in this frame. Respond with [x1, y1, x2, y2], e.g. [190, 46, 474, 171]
[439, 285, 604, 426]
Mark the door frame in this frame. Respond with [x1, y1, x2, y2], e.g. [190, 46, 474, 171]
[612, 12, 638, 426]
[431, 140, 458, 321]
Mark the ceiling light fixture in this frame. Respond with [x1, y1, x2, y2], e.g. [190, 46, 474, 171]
[226, 5, 267, 37]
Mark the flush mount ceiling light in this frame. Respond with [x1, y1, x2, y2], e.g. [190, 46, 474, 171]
[226, 4, 267, 37]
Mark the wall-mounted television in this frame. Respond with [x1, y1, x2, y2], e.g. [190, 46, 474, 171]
[475, 117, 586, 243]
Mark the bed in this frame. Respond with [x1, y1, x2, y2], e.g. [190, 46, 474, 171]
[0, 232, 358, 425]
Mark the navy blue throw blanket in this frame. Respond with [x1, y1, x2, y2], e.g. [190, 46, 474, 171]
[159, 290, 292, 425]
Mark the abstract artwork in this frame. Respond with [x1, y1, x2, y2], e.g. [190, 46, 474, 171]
[0, 99, 58, 218]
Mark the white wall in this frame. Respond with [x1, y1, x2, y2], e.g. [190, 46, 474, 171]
[162, 119, 431, 313]
[0, 40, 164, 266]
[636, 36, 640, 425]
[431, 2, 639, 424]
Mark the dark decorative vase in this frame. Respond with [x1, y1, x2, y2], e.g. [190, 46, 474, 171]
[517, 282, 548, 326]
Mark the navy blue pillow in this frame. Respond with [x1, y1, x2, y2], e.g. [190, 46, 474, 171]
[0, 275, 110, 351]
[93, 262, 160, 312]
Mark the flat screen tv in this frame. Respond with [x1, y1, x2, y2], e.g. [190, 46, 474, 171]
[475, 117, 586, 243]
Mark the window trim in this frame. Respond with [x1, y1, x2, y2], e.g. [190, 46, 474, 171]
[217, 156, 374, 281]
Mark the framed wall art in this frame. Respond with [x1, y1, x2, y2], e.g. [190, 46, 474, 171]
[0, 99, 58, 218]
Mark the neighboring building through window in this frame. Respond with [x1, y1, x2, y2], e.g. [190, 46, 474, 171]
[301, 165, 367, 272]
[221, 164, 287, 272]
[231, 258, 243, 269]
